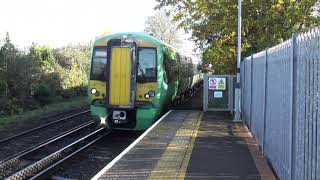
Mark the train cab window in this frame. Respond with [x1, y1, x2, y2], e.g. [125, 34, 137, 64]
[137, 48, 156, 81]
[91, 48, 107, 81]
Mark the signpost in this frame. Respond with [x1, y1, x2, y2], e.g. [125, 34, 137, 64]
[233, 0, 242, 122]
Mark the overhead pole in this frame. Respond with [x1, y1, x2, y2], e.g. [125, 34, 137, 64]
[233, 0, 242, 122]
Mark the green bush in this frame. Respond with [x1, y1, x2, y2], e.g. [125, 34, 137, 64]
[3, 97, 23, 115]
[0, 79, 7, 97]
[21, 96, 40, 110]
[57, 86, 87, 99]
[33, 84, 53, 105]
[0, 96, 8, 114]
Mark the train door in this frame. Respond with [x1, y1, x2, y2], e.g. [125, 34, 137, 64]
[105, 39, 137, 109]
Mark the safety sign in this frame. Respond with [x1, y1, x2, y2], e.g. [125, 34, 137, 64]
[208, 77, 226, 90]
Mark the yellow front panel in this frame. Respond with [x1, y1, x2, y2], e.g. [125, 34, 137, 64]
[109, 47, 131, 106]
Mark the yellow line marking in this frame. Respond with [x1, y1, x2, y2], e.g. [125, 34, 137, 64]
[177, 112, 203, 180]
[147, 112, 202, 180]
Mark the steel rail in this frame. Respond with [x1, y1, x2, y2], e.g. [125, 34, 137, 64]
[0, 121, 96, 179]
[30, 130, 110, 180]
[0, 120, 94, 164]
[6, 128, 108, 180]
[0, 109, 90, 144]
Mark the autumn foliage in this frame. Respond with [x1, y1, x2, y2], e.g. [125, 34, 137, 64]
[156, 0, 320, 74]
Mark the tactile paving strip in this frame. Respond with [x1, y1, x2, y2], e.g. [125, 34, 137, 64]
[148, 112, 202, 179]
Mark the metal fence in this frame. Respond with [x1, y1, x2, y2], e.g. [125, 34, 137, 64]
[241, 28, 320, 180]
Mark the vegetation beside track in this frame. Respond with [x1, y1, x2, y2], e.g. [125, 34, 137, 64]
[0, 33, 91, 117]
[0, 96, 88, 128]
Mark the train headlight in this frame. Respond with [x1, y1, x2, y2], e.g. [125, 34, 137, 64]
[91, 88, 97, 94]
[148, 90, 155, 97]
[91, 88, 100, 97]
[144, 93, 150, 99]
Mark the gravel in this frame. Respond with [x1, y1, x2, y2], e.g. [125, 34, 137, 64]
[49, 131, 141, 180]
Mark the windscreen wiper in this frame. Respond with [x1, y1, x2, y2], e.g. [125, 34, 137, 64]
[137, 62, 146, 78]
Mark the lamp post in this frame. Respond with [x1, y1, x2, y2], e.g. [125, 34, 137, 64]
[233, 0, 242, 122]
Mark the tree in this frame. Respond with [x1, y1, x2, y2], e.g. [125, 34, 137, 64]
[144, 11, 182, 48]
[54, 45, 90, 91]
[0, 33, 91, 114]
[0, 33, 42, 113]
[156, 0, 320, 74]
[0, 34, 40, 98]
[53, 44, 90, 73]
[0, 33, 16, 78]
[0, 32, 18, 97]
[29, 44, 56, 73]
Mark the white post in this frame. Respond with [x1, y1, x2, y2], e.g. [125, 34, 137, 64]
[233, 0, 242, 122]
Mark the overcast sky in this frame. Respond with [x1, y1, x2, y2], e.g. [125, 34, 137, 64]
[0, 0, 158, 48]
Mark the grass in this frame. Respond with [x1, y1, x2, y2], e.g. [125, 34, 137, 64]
[0, 96, 89, 127]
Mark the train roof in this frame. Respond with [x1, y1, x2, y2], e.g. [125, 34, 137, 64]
[94, 32, 189, 57]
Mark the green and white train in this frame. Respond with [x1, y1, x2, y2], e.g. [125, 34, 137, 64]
[88, 32, 202, 130]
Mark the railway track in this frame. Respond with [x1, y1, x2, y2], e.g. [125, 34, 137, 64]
[0, 121, 109, 180]
[50, 131, 141, 179]
[0, 110, 90, 144]
[0, 110, 91, 160]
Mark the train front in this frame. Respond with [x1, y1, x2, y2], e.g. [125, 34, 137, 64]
[88, 33, 161, 130]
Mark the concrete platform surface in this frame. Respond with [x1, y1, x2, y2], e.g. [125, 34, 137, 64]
[92, 110, 276, 180]
[184, 112, 276, 180]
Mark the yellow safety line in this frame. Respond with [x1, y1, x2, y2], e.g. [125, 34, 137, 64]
[177, 113, 203, 180]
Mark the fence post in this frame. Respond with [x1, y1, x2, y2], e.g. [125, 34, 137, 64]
[291, 33, 298, 180]
[228, 75, 233, 112]
[262, 48, 268, 155]
[249, 54, 253, 128]
[241, 61, 245, 118]
[203, 74, 208, 112]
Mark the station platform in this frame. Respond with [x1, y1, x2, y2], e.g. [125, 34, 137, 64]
[92, 110, 276, 180]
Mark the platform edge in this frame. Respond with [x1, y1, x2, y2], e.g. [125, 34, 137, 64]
[91, 110, 173, 180]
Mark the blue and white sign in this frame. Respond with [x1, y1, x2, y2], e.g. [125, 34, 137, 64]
[214, 91, 223, 98]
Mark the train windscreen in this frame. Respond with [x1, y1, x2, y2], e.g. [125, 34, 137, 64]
[137, 48, 156, 82]
[91, 47, 107, 81]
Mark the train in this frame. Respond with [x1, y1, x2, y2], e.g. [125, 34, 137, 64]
[88, 32, 202, 130]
